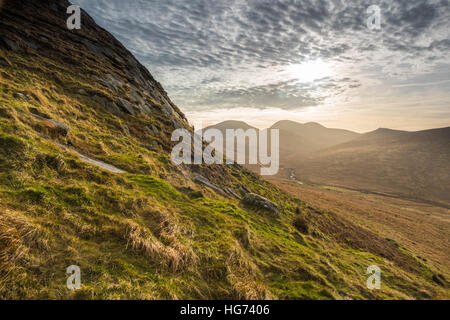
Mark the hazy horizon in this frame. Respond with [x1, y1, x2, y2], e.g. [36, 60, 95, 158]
[201, 118, 450, 133]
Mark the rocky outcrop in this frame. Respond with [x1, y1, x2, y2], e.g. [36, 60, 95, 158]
[116, 98, 136, 116]
[240, 193, 280, 217]
[225, 187, 241, 199]
[0, 0, 189, 131]
[193, 175, 243, 200]
[239, 185, 251, 196]
[144, 124, 159, 135]
[193, 174, 227, 195]
[141, 141, 159, 152]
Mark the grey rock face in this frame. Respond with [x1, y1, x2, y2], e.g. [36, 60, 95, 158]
[129, 88, 145, 105]
[93, 96, 122, 116]
[24, 38, 38, 50]
[1, 37, 19, 51]
[103, 74, 125, 92]
[145, 124, 159, 136]
[193, 174, 227, 196]
[240, 193, 280, 217]
[144, 126, 152, 135]
[140, 103, 152, 115]
[142, 140, 159, 152]
[239, 185, 251, 195]
[2, 0, 189, 133]
[122, 124, 130, 136]
[225, 187, 242, 199]
[116, 98, 136, 116]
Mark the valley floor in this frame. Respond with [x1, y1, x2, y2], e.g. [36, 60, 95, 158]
[269, 178, 450, 282]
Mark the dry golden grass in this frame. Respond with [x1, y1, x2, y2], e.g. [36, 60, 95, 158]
[225, 241, 271, 300]
[0, 208, 49, 290]
[119, 218, 198, 273]
[271, 178, 450, 281]
[24, 89, 49, 109]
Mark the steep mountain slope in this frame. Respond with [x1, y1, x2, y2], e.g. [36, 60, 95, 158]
[0, 0, 448, 299]
[293, 127, 450, 206]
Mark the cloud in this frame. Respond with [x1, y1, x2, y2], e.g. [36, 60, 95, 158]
[74, 0, 450, 128]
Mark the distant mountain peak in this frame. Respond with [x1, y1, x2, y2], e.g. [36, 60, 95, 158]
[205, 120, 257, 131]
[303, 122, 325, 128]
[217, 120, 252, 127]
[366, 128, 408, 136]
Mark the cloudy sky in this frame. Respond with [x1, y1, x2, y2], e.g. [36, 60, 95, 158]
[74, 0, 450, 132]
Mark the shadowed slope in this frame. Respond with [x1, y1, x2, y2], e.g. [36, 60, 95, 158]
[294, 127, 450, 205]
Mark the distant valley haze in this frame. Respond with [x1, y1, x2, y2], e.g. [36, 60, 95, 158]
[207, 120, 450, 206]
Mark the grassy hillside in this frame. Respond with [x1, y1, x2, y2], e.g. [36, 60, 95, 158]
[0, 0, 448, 299]
[291, 127, 450, 206]
[270, 178, 450, 284]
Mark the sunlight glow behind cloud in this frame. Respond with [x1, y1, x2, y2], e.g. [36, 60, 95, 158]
[285, 60, 333, 83]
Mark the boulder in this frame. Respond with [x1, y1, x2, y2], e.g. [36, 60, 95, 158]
[240, 193, 280, 217]
[31, 113, 70, 137]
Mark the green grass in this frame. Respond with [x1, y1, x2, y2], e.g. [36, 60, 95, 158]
[0, 48, 448, 300]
